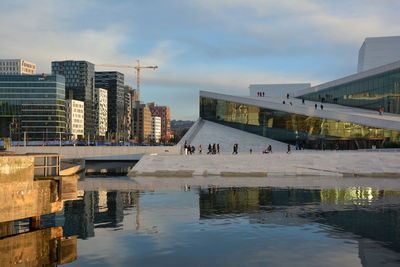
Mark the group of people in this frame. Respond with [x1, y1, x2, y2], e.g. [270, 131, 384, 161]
[315, 103, 324, 110]
[183, 143, 197, 155]
[257, 92, 265, 97]
[207, 143, 220, 154]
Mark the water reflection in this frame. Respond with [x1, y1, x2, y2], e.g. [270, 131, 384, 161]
[63, 191, 138, 239]
[0, 224, 77, 266]
[58, 184, 400, 266]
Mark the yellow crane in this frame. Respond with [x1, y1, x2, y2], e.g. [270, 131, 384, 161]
[96, 60, 158, 142]
[97, 59, 158, 97]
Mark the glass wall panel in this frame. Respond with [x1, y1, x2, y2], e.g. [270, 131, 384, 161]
[299, 68, 400, 114]
[200, 97, 400, 149]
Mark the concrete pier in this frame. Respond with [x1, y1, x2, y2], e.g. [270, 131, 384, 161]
[0, 154, 78, 223]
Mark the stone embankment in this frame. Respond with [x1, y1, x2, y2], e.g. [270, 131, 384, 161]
[128, 152, 400, 178]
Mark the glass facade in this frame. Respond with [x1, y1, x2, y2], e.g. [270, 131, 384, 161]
[0, 74, 66, 140]
[299, 67, 400, 114]
[200, 97, 400, 149]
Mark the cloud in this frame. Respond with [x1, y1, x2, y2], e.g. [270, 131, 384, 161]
[0, 0, 399, 120]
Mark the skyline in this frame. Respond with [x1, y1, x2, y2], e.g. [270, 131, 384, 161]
[1, 0, 399, 119]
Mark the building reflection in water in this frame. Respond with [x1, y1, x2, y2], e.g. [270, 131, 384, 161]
[199, 187, 400, 254]
[63, 191, 138, 239]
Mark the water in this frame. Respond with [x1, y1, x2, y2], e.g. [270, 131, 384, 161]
[42, 177, 400, 267]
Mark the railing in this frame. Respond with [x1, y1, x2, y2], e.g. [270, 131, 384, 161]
[28, 154, 61, 177]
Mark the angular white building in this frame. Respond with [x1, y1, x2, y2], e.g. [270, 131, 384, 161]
[66, 99, 85, 140]
[358, 36, 400, 72]
[0, 59, 36, 75]
[151, 116, 161, 143]
[94, 88, 108, 137]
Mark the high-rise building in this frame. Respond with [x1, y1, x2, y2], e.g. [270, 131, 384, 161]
[52, 60, 95, 137]
[95, 71, 125, 139]
[94, 88, 108, 137]
[358, 36, 400, 72]
[0, 74, 66, 140]
[66, 99, 84, 140]
[147, 103, 172, 141]
[0, 59, 36, 75]
[132, 101, 152, 143]
[151, 116, 161, 143]
[123, 88, 132, 140]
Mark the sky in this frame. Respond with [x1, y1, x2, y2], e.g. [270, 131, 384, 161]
[0, 0, 399, 120]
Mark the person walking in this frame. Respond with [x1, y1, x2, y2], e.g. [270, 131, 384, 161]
[320, 104, 324, 110]
[302, 99, 305, 104]
[287, 144, 291, 154]
[232, 143, 236, 154]
[207, 144, 212, 154]
[249, 148, 252, 154]
[199, 144, 202, 154]
[286, 93, 289, 99]
[212, 143, 216, 154]
[314, 104, 317, 110]
[217, 143, 220, 154]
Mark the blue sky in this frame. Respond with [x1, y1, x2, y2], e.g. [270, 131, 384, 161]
[0, 0, 399, 119]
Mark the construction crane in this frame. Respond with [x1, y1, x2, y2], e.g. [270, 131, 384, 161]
[96, 60, 158, 142]
[97, 60, 158, 98]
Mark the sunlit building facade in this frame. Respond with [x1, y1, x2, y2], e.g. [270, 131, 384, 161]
[94, 88, 108, 137]
[66, 99, 84, 140]
[0, 59, 36, 75]
[200, 91, 400, 149]
[295, 60, 400, 114]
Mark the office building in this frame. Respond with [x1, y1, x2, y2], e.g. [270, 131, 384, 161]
[66, 99, 84, 140]
[151, 116, 161, 143]
[0, 59, 36, 75]
[52, 60, 95, 137]
[358, 36, 400, 72]
[132, 102, 152, 143]
[94, 88, 108, 137]
[0, 74, 66, 140]
[249, 83, 311, 97]
[95, 71, 125, 140]
[148, 103, 172, 141]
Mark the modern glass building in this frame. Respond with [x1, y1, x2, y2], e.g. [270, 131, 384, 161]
[199, 91, 400, 149]
[295, 61, 400, 114]
[52, 60, 95, 137]
[0, 74, 66, 140]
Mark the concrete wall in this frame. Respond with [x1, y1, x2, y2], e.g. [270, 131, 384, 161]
[0, 155, 78, 223]
[8, 145, 181, 160]
[0, 155, 34, 182]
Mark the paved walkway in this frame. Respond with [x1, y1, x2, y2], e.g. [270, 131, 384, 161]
[129, 151, 400, 177]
